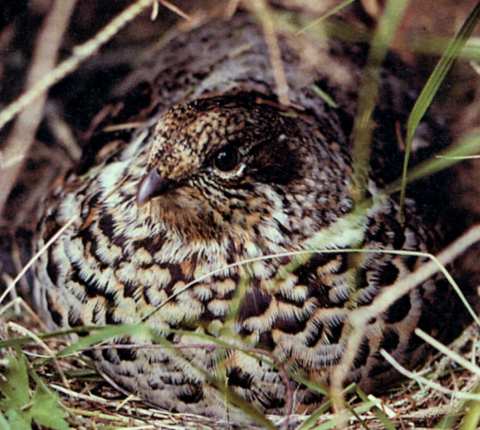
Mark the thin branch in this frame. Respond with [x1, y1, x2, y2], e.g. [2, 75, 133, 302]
[158, 0, 191, 21]
[0, 0, 161, 133]
[0, 0, 76, 215]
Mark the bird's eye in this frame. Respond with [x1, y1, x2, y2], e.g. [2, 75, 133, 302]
[213, 145, 239, 172]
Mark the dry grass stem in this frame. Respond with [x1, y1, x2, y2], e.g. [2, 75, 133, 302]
[358, 230, 480, 326]
[46, 109, 82, 161]
[0, 153, 26, 170]
[0, 296, 20, 319]
[0, 296, 48, 332]
[158, 0, 192, 21]
[0, 0, 188, 134]
[247, 0, 290, 106]
[0, 0, 76, 216]
[146, 238, 479, 325]
[415, 329, 480, 377]
[0, 216, 77, 306]
[7, 321, 70, 388]
[380, 350, 480, 401]
[295, 0, 355, 35]
[102, 121, 144, 132]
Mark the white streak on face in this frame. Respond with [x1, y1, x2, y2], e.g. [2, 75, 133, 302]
[213, 162, 246, 180]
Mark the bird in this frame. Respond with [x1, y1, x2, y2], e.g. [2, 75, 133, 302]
[24, 5, 470, 424]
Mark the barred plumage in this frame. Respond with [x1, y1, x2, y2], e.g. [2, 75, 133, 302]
[24, 7, 470, 424]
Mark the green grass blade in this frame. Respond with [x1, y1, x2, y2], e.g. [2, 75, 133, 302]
[311, 84, 338, 108]
[350, 0, 409, 203]
[313, 401, 376, 430]
[437, 414, 461, 429]
[385, 132, 480, 194]
[399, 3, 480, 213]
[411, 35, 480, 61]
[297, 400, 332, 430]
[0, 413, 11, 430]
[0, 326, 108, 350]
[436, 383, 480, 429]
[459, 386, 480, 430]
[297, 384, 357, 430]
[56, 324, 148, 358]
[356, 387, 396, 430]
[290, 373, 329, 397]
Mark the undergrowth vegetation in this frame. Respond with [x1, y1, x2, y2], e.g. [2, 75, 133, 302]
[0, 0, 480, 429]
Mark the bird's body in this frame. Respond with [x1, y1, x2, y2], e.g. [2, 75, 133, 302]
[25, 7, 466, 421]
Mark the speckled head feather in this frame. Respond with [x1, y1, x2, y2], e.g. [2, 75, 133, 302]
[131, 93, 352, 242]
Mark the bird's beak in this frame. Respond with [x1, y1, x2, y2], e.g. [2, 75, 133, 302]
[136, 169, 175, 206]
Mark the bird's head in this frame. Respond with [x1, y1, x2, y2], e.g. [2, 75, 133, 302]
[135, 92, 352, 246]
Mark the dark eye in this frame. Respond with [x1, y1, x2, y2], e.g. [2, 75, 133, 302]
[213, 145, 239, 172]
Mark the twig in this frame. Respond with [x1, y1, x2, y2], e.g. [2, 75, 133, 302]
[158, 0, 191, 21]
[8, 321, 70, 388]
[0, 295, 49, 331]
[0, 0, 163, 134]
[380, 349, 480, 401]
[415, 329, 480, 377]
[0, 0, 76, 216]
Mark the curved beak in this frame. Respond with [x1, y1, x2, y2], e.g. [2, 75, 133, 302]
[136, 169, 176, 206]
